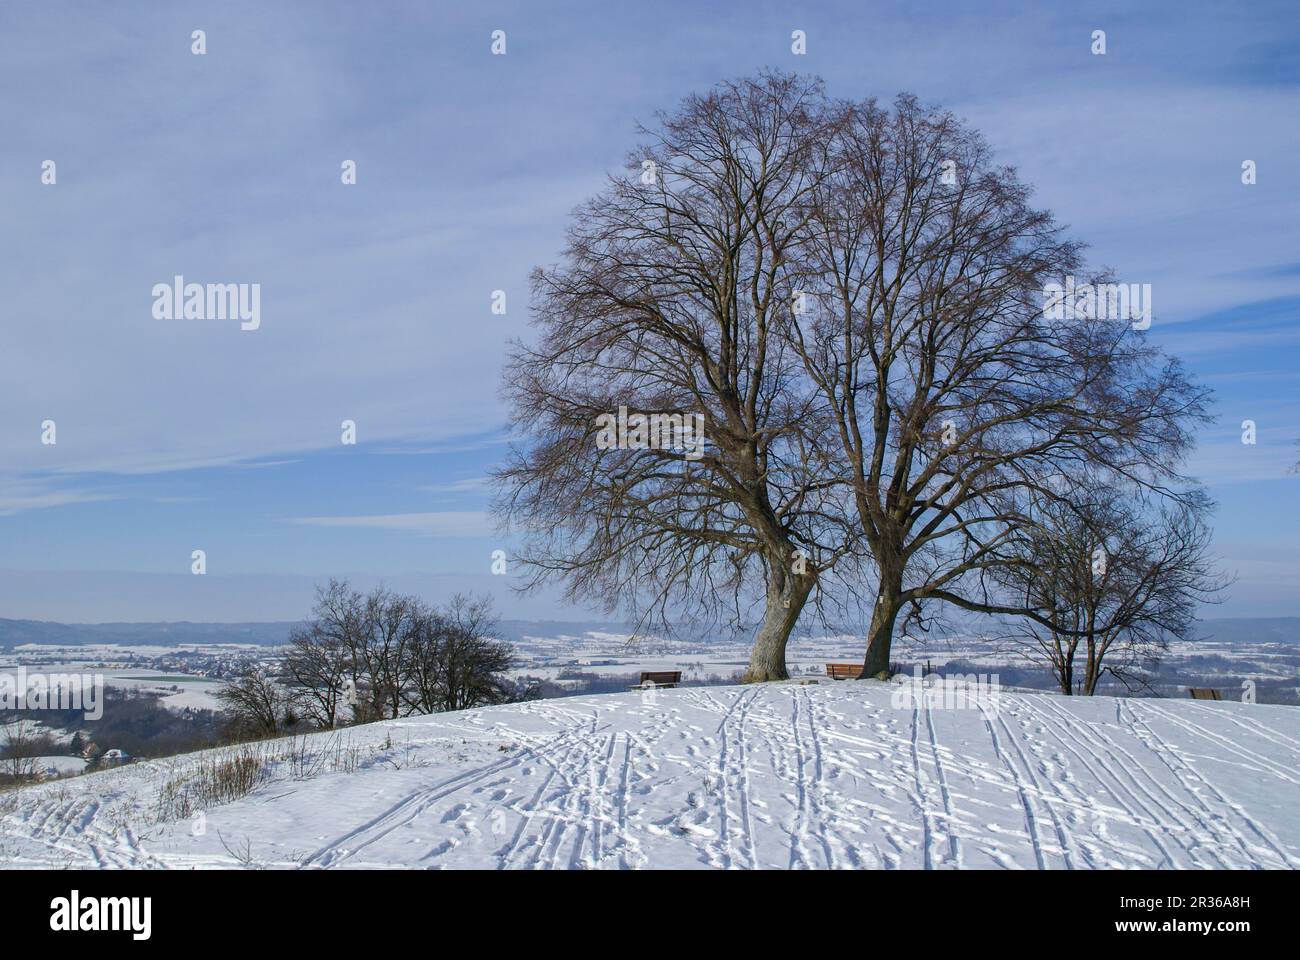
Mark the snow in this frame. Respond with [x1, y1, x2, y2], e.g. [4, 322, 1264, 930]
[28, 756, 89, 777]
[0, 681, 1296, 869]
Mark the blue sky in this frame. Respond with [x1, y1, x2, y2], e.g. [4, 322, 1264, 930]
[1, 0, 1297, 621]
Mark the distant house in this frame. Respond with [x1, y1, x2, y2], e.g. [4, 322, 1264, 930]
[100, 748, 131, 765]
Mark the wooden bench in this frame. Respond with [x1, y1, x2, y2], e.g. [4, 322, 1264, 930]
[1187, 687, 1222, 701]
[825, 663, 864, 680]
[630, 670, 681, 690]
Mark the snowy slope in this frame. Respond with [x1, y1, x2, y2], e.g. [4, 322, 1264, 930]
[1, 681, 1296, 869]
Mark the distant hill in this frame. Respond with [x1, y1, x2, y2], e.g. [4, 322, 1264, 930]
[1193, 617, 1300, 645]
[0, 618, 300, 649]
[0, 617, 638, 650]
[2, 615, 1296, 651]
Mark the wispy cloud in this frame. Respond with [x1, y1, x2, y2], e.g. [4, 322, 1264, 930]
[286, 511, 491, 537]
[373, 436, 509, 457]
[418, 477, 490, 495]
[0, 480, 118, 516]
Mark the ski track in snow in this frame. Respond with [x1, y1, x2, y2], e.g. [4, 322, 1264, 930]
[1, 683, 1296, 870]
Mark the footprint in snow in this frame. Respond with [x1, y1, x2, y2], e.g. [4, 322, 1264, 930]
[441, 803, 472, 823]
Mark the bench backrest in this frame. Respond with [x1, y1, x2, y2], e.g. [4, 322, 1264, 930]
[1187, 687, 1222, 701]
[639, 671, 681, 684]
[826, 663, 863, 680]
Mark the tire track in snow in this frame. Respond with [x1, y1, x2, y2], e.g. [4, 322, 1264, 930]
[782, 687, 833, 869]
[615, 732, 633, 869]
[994, 702, 1080, 868]
[1141, 702, 1300, 786]
[589, 731, 618, 866]
[1048, 696, 1268, 868]
[1020, 696, 1191, 868]
[689, 687, 780, 869]
[977, 697, 1048, 870]
[527, 715, 618, 869]
[710, 687, 763, 869]
[798, 686, 839, 869]
[1123, 701, 1299, 868]
[923, 690, 962, 867]
[303, 727, 584, 868]
[689, 688, 748, 869]
[1183, 706, 1300, 761]
[909, 698, 936, 869]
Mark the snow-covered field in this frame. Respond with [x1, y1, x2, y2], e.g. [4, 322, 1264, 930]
[1, 681, 1296, 869]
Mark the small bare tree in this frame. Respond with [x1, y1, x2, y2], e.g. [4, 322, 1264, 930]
[403, 595, 514, 712]
[306, 579, 418, 722]
[996, 487, 1228, 694]
[281, 622, 352, 729]
[436, 595, 515, 711]
[306, 578, 371, 721]
[402, 604, 447, 715]
[285, 583, 517, 721]
[215, 664, 286, 738]
[2, 719, 43, 781]
[359, 587, 419, 720]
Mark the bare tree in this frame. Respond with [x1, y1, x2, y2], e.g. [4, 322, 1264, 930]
[432, 595, 515, 712]
[281, 622, 352, 729]
[784, 93, 1212, 676]
[495, 76, 1213, 682]
[403, 595, 515, 712]
[494, 73, 855, 681]
[402, 603, 448, 715]
[306, 578, 371, 721]
[306, 579, 418, 722]
[1, 719, 46, 781]
[215, 664, 287, 738]
[359, 587, 419, 720]
[996, 487, 1229, 693]
[392, 596, 516, 713]
[285, 583, 517, 721]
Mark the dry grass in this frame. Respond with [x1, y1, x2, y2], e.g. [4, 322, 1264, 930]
[156, 747, 266, 822]
[152, 729, 393, 824]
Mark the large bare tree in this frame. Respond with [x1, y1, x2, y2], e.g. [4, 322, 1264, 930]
[784, 93, 1212, 676]
[494, 74, 854, 681]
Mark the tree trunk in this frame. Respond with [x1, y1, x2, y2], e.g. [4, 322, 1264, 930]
[1082, 636, 1099, 695]
[742, 562, 814, 683]
[862, 572, 903, 678]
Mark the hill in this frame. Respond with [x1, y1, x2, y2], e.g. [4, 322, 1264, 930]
[1, 680, 1296, 869]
